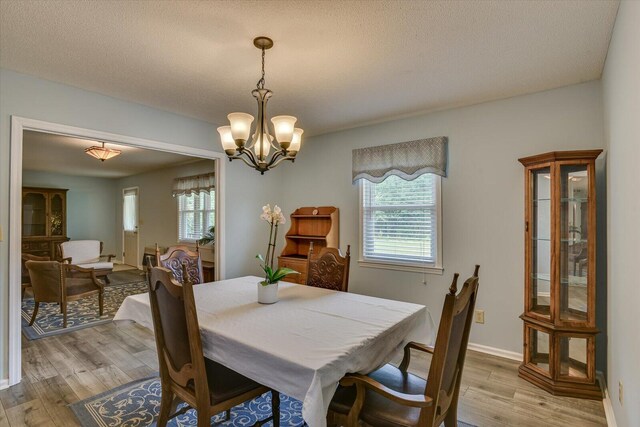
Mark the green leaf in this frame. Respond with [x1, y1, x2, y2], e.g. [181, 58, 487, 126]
[271, 267, 300, 282]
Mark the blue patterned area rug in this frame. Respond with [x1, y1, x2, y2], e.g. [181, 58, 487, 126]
[70, 377, 477, 427]
[21, 281, 148, 340]
[70, 377, 304, 426]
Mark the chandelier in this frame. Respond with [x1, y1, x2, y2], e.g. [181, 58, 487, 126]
[85, 142, 121, 162]
[217, 36, 303, 174]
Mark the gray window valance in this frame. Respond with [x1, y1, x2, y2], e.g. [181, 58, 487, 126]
[352, 136, 448, 183]
[172, 172, 215, 197]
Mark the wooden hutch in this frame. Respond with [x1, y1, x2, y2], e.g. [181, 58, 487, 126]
[22, 187, 69, 259]
[278, 206, 339, 284]
[518, 150, 602, 399]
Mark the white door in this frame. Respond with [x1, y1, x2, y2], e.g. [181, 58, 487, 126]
[122, 187, 139, 267]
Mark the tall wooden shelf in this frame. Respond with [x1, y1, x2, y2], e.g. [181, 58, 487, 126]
[22, 187, 69, 259]
[278, 206, 339, 284]
[518, 150, 602, 399]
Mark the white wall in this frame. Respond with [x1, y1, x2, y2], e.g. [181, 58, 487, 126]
[0, 69, 283, 380]
[22, 170, 118, 256]
[114, 160, 216, 266]
[602, 2, 640, 425]
[281, 81, 605, 355]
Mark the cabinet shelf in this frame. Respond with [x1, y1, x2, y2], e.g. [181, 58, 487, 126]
[287, 235, 327, 240]
[290, 214, 332, 218]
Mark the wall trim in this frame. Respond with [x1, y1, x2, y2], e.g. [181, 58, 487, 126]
[0, 379, 9, 391]
[597, 372, 617, 427]
[8, 116, 227, 387]
[467, 342, 522, 361]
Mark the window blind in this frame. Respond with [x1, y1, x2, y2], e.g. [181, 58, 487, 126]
[177, 191, 215, 241]
[362, 174, 438, 265]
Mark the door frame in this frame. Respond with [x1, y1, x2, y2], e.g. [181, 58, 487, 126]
[8, 116, 226, 387]
[121, 186, 140, 268]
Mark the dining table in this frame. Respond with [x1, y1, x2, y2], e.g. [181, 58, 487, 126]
[114, 275, 434, 427]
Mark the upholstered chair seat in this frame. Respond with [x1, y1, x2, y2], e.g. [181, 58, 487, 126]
[330, 364, 427, 427]
[203, 358, 264, 405]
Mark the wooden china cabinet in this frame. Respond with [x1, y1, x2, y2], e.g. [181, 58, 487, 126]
[518, 150, 602, 399]
[22, 187, 69, 259]
[278, 206, 339, 284]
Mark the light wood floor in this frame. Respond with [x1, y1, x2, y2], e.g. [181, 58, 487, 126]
[0, 321, 607, 427]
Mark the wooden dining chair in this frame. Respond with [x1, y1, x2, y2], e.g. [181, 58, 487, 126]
[155, 243, 204, 284]
[25, 260, 104, 328]
[148, 265, 279, 427]
[306, 243, 351, 292]
[328, 265, 480, 427]
[21, 253, 50, 299]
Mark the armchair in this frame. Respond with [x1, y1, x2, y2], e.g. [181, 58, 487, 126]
[25, 260, 104, 328]
[21, 253, 50, 298]
[58, 240, 115, 283]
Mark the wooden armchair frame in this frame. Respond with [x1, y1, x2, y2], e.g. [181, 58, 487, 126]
[334, 265, 480, 427]
[25, 261, 104, 328]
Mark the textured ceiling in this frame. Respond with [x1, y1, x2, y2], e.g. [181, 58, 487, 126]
[0, 1, 619, 136]
[22, 131, 201, 178]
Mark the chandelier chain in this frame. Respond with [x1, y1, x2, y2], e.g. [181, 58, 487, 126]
[257, 47, 266, 89]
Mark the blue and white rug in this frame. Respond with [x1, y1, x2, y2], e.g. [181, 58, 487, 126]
[70, 376, 477, 427]
[21, 281, 148, 340]
[70, 377, 304, 426]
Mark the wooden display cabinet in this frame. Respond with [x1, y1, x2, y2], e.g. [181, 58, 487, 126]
[518, 150, 602, 399]
[278, 206, 339, 284]
[22, 187, 69, 259]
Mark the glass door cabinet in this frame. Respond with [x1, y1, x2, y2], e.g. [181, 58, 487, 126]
[22, 187, 69, 259]
[518, 150, 602, 399]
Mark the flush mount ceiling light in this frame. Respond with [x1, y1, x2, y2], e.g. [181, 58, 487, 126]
[218, 36, 303, 175]
[85, 142, 121, 162]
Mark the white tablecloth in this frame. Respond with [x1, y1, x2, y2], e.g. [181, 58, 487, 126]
[114, 276, 434, 427]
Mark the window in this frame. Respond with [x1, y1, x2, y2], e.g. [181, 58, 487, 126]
[122, 189, 137, 232]
[177, 190, 215, 242]
[360, 174, 442, 273]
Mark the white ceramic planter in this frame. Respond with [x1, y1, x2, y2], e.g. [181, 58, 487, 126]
[257, 281, 279, 304]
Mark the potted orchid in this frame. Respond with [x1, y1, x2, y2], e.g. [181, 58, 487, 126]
[256, 204, 299, 304]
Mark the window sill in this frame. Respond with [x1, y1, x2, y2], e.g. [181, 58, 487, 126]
[358, 259, 444, 275]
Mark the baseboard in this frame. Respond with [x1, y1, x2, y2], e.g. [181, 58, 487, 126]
[467, 342, 522, 361]
[0, 378, 9, 391]
[597, 371, 617, 427]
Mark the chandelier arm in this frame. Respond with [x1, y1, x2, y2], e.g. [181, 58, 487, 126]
[239, 146, 261, 167]
[233, 153, 260, 170]
[266, 154, 295, 170]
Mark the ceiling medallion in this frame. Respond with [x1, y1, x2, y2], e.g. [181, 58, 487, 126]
[217, 36, 303, 175]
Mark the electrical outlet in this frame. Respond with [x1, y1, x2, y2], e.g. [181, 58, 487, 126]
[619, 381, 623, 405]
[474, 309, 485, 324]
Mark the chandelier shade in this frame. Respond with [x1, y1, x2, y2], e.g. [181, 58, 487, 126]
[218, 36, 303, 174]
[85, 142, 121, 162]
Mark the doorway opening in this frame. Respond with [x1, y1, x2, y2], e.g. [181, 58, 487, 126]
[8, 116, 226, 387]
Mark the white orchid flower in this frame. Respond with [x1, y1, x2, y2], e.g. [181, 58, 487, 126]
[273, 205, 282, 215]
